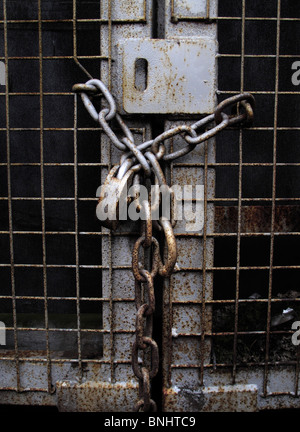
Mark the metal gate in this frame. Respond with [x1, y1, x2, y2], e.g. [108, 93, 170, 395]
[0, 0, 299, 412]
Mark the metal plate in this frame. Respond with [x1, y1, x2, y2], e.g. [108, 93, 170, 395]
[121, 38, 217, 114]
[164, 384, 258, 412]
[56, 381, 139, 412]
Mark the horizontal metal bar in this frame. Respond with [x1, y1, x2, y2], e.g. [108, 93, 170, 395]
[218, 90, 300, 95]
[2, 197, 300, 202]
[3, 90, 300, 96]
[0, 56, 108, 60]
[0, 128, 144, 132]
[0, 232, 141, 237]
[0, 357, 133, 364]
[0, 296, 135, 301]
[6, 162, 300, 167]
[170, 361, 300, 368]
[1, 327, 132, 333]
[0, 264, 299, 271]
[0, 18, 146, 24]
[0, 264, 133, 269]
[1, 297, 298, 304]
[2, 126, 300, 133]
[174, 163, 300, 167]
[0, 93, 95, 97]
[172, 330, 296, 337]
[0, 17, 299, 24]
[3, 162, 300, 168]
[262, 392, 300, 398]
[0, 387, 50, 392]
[219, 54, 300, 58]
[216, 17, 300, 22]
[2, 54, 300, 60]
[0, 231, 300, 237]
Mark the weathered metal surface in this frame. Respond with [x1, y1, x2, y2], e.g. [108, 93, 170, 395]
[100, 0, 147, 21]
[0, 360, 298, 411]
[161, 0, 218, 410]
[56, 381, 139, 412]
[0, 390, 56, 407]
[164, 384, 258, 412]
[215, 205, 300, 234]
[121, 38, 217, 114]
[99, 0, 154, 400]
[164, 367, 300, 411]
[165, 0, 218, 38]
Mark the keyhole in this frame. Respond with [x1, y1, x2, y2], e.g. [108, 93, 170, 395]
[134, 58, 148, 92]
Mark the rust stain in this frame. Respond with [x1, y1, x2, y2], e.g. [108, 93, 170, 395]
[215, 205, 300, 234]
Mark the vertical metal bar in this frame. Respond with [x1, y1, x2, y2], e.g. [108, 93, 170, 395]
[73, 0, 83, 381]
[295, 346, 300, 397]
[165, 272, 174, 389]
[170, 0, 175, 22]
[74, 96, 82, 379]
[72, 0, 92, 80]
[164, 138, 175, 389]
[163, 1, 218, 409]
[38, 0, 52, 393]
[3, 0, 21, 391]
[107, 0, 112, 91]
[200, 141, 208, 385]
[263, 0, 281, 396]
[232, 0, 246, 384]
[206, 0, 210, 19]
[107, 0, 115, 383]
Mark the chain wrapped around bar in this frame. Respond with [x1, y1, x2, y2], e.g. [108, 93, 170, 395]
[73, 79, 255, 411]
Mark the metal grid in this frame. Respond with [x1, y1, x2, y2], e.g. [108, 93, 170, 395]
[214, 0, 300, 398]
[162, 0, 300, 410]
[0, 0, 104, 393]
[0, 0, 152, 401]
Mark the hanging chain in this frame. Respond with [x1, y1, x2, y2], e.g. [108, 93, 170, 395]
[132, 193, 159, 412]
[73, 78, 255, 412]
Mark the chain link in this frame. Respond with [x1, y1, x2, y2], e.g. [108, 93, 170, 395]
[73, 78, 255, 412]
[131, 199, 160, 412]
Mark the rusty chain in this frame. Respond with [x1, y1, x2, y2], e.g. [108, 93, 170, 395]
[132, 195, 159, 412]
[73, 78, 255, 411]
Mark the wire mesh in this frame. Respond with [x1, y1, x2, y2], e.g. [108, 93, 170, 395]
[0, 0, 150, 394]
[160, 0, 300, 404]
[213, 0, 300, 397]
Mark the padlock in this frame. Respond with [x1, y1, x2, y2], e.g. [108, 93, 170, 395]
[96, 165, 135, 230]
